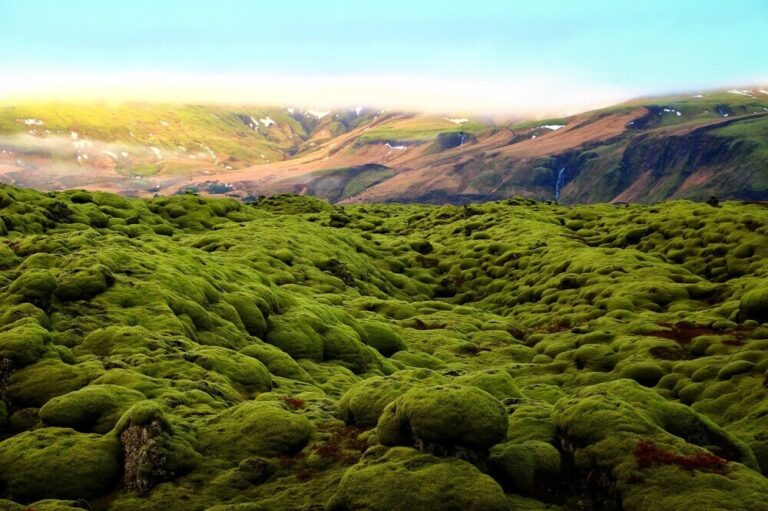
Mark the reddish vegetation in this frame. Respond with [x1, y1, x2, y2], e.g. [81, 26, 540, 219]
[655, 322, 747, 346]
[279, 423, 371, 481]
[313, 423, 371, 465]
[649, 346, 690, 360]
[635, 440, 729, 475]
[283, 396, 306, 410]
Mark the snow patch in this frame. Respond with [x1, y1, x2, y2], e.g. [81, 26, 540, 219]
[120, 152, 129, 158]
[287, 107, 295, 115]
[759, 90, 768, 95]
[728, 89, 755, 97]
[692, 94, 704, 98]
[445, 117, 469, 125]
[386, 143, 407, 151]
[259, 116, 276, 128]
[307, 110, 330, 119]
[150, 147, 164, 159]
[540, 124, 565, 130]
[18, 118, 44, 126]
[354, 106, 363, 116]
[101, 151, 118, 159]
[70, 131, 79, 140]
[160, 120, 169, 127]
[662, 108, 682, 117]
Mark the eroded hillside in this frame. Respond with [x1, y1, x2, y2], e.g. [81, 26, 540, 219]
[1, 188, 768, 509]
[1, 88, 767, 204]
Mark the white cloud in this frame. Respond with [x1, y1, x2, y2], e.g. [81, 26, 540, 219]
[0, 69, 638, 117]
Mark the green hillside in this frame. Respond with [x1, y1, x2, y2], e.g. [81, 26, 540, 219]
[1, 187, 768, 509]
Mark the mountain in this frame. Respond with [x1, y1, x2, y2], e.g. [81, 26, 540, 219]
[1, 187, 768, 509]
[1, 87, 767, 203]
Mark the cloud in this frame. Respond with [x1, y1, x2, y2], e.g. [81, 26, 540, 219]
[0, 70, 639, 117]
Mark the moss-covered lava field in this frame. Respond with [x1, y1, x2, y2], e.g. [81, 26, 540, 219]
[1, 186, 768, 510]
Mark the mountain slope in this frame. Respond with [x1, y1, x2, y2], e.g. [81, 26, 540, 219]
[1, 87, 767, 203]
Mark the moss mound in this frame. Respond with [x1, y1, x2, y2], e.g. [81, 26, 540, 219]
[328, 446, 509, 511]
[377, 385, 507, 456]
[0, 427, 120, 502]
[200, 401, 312, 461]
[39, 384, 145, 433]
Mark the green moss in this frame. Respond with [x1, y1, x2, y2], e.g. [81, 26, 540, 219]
[454, 368, 524, 400]
[199, 401, 312, 461]
[53, 264, 114, 301]
[240, 343, 314, 382]
[0, 321, 49, 367]
[377, 385, 507, 455]
[0, 427, 120, 502]
[359, 320, 406, 356]
[223, 292, 268, 338]
[6, 357, 101, 408]
[8, 269, 57, 304]
[740, 286, 768, 322]
[489, 439, 561, 493]
[328, 446, 509, 511]
[338, 369, 446, 427]
[1, 187, 768, 507]
[188, 346, 272, 394]
[619, 362, 666, 387]
[39, 384, 145, 433]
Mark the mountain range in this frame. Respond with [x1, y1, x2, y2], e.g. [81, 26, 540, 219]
[1, 87, 767, 204]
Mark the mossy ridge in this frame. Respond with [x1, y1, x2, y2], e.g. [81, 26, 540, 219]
[0, 186, 767, 508]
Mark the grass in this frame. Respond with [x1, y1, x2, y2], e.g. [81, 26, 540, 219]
[358, 115, 487, 143]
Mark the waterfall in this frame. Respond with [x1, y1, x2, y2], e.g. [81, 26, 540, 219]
[459, 134, 466, 147]
[554, 168, 566, 200]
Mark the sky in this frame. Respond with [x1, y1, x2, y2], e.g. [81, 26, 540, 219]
[1, 0, 767, 115]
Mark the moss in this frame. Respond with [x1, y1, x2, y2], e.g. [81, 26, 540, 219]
[223, 292, 268, 338]
[265, 313, 324, 360]
[489, 439, 562, 494]
[322, 324, 378, 373]
[359, 320, 406, 356]
[200, 401, 312, 461]
[619, 362, 666, 387]
[377, 385, 507, 456]
[53, 264, 114, 301]
[740, 286, 768, 322]
[6, 357, 101, 408]
[39, 384, 146, 433]
[240, 343, 314, 383]
[2, 187, 768, 507]
[8, 269, 57, 304]
[328, 446, 509, 511]
[454, 368, 524, 400]
[187, 346, 272, 394]
[0, 427, 120, 502]
[338, 369, 446, 427]
[0, 245, 18, 269]
[0, 322, 49, 367]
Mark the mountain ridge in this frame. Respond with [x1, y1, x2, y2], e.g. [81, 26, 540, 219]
[1, 86, 766, 204]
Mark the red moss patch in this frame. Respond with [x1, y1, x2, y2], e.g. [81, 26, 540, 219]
[655, 322, 747, 346]
[313, 423, 370, 465]
[283, 396, 306, 410]
[635, 440, 729, 475]
[649, 346, 690, 360]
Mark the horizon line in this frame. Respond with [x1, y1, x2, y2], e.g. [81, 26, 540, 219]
[1, 70, 766, 119]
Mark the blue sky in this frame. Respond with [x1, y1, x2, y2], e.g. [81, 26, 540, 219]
[1, 0, 767, 114]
